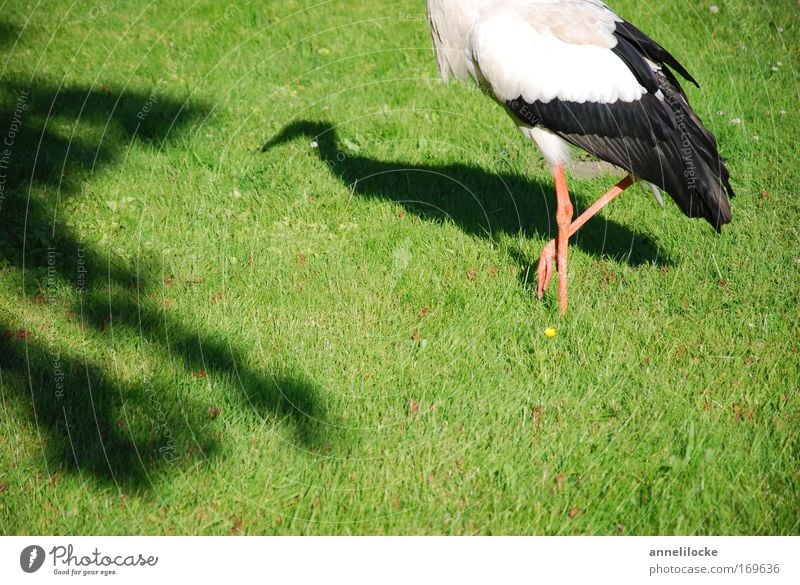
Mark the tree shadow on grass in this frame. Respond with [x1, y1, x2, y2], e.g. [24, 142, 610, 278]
[78, 294, 329, 450]
[0, 324, 219, 486]
[0, 75, 327, 488]
[261, 120, 674, 293]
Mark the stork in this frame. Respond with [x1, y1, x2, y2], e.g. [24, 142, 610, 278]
[426, 0, 734, 314]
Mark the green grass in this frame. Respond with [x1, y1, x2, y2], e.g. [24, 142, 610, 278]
[0, 0, 797, 535]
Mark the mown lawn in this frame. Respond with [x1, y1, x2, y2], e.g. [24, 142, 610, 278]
[0, 0, 797, 535]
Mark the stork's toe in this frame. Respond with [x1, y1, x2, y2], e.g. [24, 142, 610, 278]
[536, 240, 556, 300]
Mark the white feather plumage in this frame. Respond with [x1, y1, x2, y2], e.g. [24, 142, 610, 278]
[428, 0, 646, 102]
[469, 12, 645, 104]
[427, 0, 651, 167]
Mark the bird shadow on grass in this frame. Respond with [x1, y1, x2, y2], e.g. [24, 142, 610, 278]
[0, 73, 327, 488]
[261, 120, 675, 295]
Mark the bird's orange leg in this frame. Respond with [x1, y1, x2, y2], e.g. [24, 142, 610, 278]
[537, 173, 636, 312]
[554, 165, 573, 314]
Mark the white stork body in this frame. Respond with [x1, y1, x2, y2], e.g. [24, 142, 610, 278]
[426, 0, 734, 313]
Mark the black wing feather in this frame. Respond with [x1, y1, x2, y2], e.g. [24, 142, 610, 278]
[505, 19, 733, 230]
[613, 19, 699, 88]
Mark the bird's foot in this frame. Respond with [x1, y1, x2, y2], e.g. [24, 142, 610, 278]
[536, 240, 556, 300]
